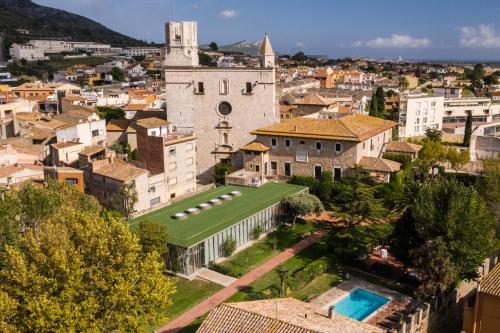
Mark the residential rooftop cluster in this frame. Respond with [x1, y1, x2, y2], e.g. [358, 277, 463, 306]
[0, 10, 499, 333]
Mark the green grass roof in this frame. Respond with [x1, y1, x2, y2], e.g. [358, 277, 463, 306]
[128, 183, 306, 247]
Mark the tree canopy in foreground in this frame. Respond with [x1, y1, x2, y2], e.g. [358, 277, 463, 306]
[0, 181, 175, 332]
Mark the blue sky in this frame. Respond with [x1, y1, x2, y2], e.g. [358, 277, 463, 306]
[35, 0, 500, 60]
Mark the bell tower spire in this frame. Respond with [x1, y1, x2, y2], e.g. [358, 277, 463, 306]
[259, 32, 275, 68]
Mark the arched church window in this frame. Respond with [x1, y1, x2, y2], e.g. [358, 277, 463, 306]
[222, 132, 228, 145]
[219, 79, 229, 94]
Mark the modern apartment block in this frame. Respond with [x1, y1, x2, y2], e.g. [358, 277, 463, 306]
[442, 97, 500, 130]
[398, 94, 444, 138]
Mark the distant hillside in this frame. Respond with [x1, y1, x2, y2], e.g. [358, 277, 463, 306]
[0, 0, 146, 57]
[202, 40, 263, 56]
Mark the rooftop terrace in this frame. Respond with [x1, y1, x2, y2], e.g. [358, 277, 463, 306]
[128, 183, 306, 247]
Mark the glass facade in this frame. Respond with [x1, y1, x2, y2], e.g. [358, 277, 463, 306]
[166, 197, 299, 275]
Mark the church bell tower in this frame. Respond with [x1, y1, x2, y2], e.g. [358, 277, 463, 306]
[164, 21, 199, 67]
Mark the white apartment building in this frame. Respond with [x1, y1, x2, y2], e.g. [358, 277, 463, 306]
[123, 47, 161, 57]
[28, 40, 73, 53]
[9, 44, 46, 61]
[442, 97, 500, 129]
[55, 113, 107, 147]
[398, 95, 444, 138]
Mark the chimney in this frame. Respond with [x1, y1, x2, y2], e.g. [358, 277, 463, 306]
[328, 306, 335, 319]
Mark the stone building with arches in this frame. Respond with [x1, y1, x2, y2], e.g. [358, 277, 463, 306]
[164, 21, 278, 182]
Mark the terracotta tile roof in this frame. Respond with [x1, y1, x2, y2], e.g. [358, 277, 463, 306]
[386, 141, 422, 154]
[124, 103, 148, 111]
[197, 299, 382, 333]
[240, 142, 270, 152]
[0, 165, 44, 178]
[480, 264, 500, 297]
[78, 145, 105, 156]
[51, 141, 82, 149]
[280, 104, 298, 113]
[106, 119, 131, 132]
[135, 117, 170, 129]
[252, 115, 396, 142]
[358, 157, 401, 173]
[93, 160, 146, 182]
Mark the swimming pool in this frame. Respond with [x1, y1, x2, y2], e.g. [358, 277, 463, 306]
[331, 288, 389, 321]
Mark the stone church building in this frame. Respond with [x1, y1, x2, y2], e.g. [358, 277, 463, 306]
[164, 21, 278, 182]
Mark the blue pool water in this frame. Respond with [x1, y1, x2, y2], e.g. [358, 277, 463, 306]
[332, 288, 389, 321]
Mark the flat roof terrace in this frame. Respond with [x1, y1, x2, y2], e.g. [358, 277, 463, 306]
[128, 183, 306, 248]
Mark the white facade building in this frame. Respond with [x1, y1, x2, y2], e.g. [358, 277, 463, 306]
[9, 44, 46, 61]
[123, 47, 161, 57]
[55, 113, 107, 147]
[442, 97, 500, 129]
[398, 95, 444, 138]
[164, 21, 278, 181]
[28, 40, 73, 53]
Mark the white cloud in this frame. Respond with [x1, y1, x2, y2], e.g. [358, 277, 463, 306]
[221, 9, 239, 18]
[296, 41, 305, 48]
[352, 34, 431, 48]
[460, 24, 500, 48]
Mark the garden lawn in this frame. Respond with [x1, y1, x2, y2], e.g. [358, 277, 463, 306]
[152, 278, 222, 331]
[219, 220, 316, 277]
[226, 239, 341, 303]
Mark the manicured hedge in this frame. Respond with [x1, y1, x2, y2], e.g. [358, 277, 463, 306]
[289, 256, 330, 289]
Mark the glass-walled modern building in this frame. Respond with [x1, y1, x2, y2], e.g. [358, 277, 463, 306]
[129, 183, 306, 275]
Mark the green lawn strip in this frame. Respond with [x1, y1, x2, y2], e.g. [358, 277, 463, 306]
[292, 272, 343, 302]
[226, 241, 328, 303]
[151, 278, 222, 331]
[219, 221, 316, 277]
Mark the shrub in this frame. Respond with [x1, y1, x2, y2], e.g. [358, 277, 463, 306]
[288, 176, 320, 194]
[382, 153, 412, 168]
[252, 225, 263, 240]
[223, 238, 236, 257]
[293, 256, 330, 288]
[209, 261, 232, 276]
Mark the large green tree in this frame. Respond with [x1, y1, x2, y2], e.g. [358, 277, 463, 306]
[281, 193, 323, 228]
[137, 219, 169, 268]
[0, 181, 175, 331]
[391, 179, 496, 298]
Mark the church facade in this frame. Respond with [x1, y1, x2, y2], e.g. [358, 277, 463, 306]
[164, 21, 278, 181]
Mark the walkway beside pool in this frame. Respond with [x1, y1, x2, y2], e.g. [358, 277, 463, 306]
[310, 277, 414, 329]
[156, 230, 326, 333]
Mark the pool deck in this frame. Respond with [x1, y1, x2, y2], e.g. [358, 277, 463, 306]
[310, 277, 413, 328]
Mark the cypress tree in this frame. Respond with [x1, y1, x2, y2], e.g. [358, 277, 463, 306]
[463, 111, 473, 147]
[376, 87, 385, 116]
[369, 93, 378, 116]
